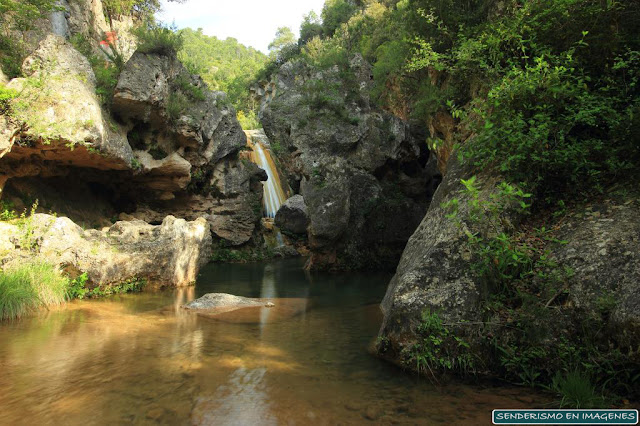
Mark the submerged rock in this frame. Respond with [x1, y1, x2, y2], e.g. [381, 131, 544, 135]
[183, 293, 268, 310]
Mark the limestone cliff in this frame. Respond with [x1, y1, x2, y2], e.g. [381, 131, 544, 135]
[0, 1, 266, 286]
[258, 55, 441, 271]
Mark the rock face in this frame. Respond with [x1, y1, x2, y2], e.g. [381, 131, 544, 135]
[275, 195, 309, 234]
[2, 35, 133, 173]
[553, 198, 640, 346]
[0, 214, 212, 287]
[377, 154, 640, 373]
[1, 16, 269, 288]
[258, 55, 441, 270]
[377, 156, 494, 356]
[2, 34, 265, 249]
[111, 51, 266, 246]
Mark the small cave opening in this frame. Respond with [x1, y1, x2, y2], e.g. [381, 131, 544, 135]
[127, 123, 148, 151]
[2, 171, 139, 229]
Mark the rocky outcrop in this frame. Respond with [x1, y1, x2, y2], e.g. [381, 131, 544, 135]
[377, 155, 494, 356]
[376, 154, 640, 374]
[553, 198, 640, 346]
[0, 214, 211, 287]
[258, 55, 441, 270]
[275, 195, 309, 234]
[184, 293, 273, 310]
[2, 34, 265, 248]
[111, 51, 266, 246]
[2, 35, 133, 172]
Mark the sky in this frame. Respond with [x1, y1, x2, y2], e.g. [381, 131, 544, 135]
[157, 0, 326, 54]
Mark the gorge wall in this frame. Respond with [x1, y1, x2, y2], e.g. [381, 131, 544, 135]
[257, 55, 441, 271]
[0, 2, 266, 286]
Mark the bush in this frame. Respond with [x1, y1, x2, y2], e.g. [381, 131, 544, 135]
[133, 21, 184, 56]
[0, 260, 68, 321]
[237, 110, 261, 130]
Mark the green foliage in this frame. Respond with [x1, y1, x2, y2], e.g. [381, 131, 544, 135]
[406, 310, 476, 379]
[0, 260, 68, 321]
[177, 28, 267, 116]
[268, 27, 296, 56]
[0, 200, 17, 221]
[406, 0, 640, 201]
[70, 33, 124, 107]
[551, 370, 607, 409]
[130, 157, 142, 170]
[211, 246, 274, 263]
[67, 273, 89, 300]
[166, 91, 189, 122]
[84, 277, 146, 298]
[67, 273, 145, 299]
[0, 83, 18, 113]
[321, 0, 357, 37]
[299, 11, 324, 46]
[133, 21, 184, 56]
[443, 177, 535, 290]
[0, 0, 60, 77]
[174, 73, 205, 101]
[237, 110, 261, 130]
[102, 0, 159, 20]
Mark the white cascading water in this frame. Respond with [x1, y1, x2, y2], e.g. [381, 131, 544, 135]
[245, 131, 287, 218]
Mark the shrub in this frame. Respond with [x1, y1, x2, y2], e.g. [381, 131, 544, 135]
[0, 260, 68, 321]
[405, 309, 476, 380]
[133, 21, 184, 56]
[551, 370, 607, 409]
[237, 110, 261, 130]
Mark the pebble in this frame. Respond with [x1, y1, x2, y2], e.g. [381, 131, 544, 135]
[364, 405, 384, 421]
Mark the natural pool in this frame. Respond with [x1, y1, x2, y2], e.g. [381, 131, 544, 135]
[0, 259, 546, 425]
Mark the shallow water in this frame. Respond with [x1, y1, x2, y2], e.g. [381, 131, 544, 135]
[0, 259, 546, 425]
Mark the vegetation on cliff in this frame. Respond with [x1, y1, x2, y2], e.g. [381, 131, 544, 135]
[254, 0, 639, 406]
[177, 28, 267, 129]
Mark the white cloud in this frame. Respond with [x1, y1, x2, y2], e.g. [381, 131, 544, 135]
[157, 0, 326, 53]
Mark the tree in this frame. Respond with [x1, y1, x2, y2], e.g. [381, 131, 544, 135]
[268, 26, 296, 56]
[321, 0, 356, 37]
[299, 11, 323, 46]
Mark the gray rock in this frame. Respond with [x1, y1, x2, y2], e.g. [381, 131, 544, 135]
[258, 57, 440, 270]
[378, 155, 493, 355]
[111, 51, 263, 245]
[553, 199, 640, 345]
[3, 35, 133, 173]
[0, 214, 212, 287]
[275, 194, 309, 234]
[183, 293, 269, 310]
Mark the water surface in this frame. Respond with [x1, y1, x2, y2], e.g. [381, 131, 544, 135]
[0, 259, 545, 425]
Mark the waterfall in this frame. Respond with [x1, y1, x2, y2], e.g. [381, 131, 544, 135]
[245, 131, 287, 218]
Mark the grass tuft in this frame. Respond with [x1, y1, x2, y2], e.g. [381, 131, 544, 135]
[0, 260, 68, 321]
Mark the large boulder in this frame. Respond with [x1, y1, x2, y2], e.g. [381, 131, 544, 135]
[2, 35, 133, 174]
[377, 153, 640, 375]
[0, 214, 211, 287]
[377, 156, 496, 357]
[258, 55, 441, 270]
[275, 194, 309, 234]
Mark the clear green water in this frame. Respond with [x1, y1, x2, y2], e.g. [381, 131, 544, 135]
[0, 259, 545, 425]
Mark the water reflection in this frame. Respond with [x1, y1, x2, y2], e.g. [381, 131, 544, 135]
[193, 367, 277, 426]
[0, 259, 549, 425]
[260, 264, 277, 331]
